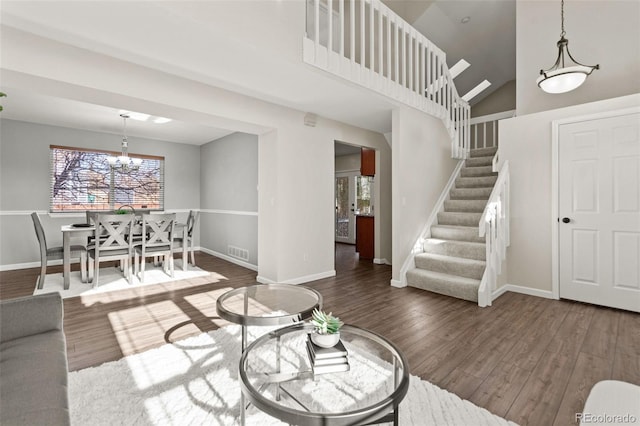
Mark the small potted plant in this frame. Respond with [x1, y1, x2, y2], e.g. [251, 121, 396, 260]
[310, 308, 344, 348]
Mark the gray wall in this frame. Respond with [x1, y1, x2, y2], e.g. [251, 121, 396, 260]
[471, 80, 516, 118]
[199, 132, 258, 267]
[391, 106, 458, 284]
[0, 118, 201, 268]
[335, 154, 360, 172]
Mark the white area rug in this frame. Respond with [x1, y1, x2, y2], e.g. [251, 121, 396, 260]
[69, 324, 518, 425]
[33, 263, 210, 299]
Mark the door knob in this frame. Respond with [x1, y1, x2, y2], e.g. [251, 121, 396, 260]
[562, 217, 571, 223]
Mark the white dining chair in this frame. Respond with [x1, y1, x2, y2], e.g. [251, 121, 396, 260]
[174, 210, 199, 268]
[134, 213, 176, 283]
[88, 213, 135, 286]
[31, 212, 87, 289]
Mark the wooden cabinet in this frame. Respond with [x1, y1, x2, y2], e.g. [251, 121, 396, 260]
[355, 215, 374, 260]
[360, 148, 375, 176]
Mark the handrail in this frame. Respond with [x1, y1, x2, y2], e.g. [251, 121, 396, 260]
[303, 0, 470, 159]
[469, 110, 516, 126]
[477, 160, 510, 307]
[469, 109, 516, 150]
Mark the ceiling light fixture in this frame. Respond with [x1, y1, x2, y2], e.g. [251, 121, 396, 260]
[118, 110, 150, 122]
[108, 114, 142, 170]
[461, 16, 471, 24]
[536, 0, 599, 94]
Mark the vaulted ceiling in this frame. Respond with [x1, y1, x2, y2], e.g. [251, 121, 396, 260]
[0, 1, 515, 143]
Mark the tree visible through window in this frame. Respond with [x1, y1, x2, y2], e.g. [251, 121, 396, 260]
[50, 146, 164, 212]
[356, 176, 373, 214]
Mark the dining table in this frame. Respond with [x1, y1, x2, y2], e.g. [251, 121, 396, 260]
[61, 221, 188, 290]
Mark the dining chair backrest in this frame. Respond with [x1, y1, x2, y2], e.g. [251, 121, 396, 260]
[186, 210, 199, 238]
[87, 210, 121, 224]
[30, 212, 48, 259]
[140, 213, 175, 251]
[86, 211, 98, 225]
[94, 213, 135, 255]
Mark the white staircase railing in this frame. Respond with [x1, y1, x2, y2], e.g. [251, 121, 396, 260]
[303, 0, 470, 159]
[469, 110, 516, 150]
[477, 160, 510, 307]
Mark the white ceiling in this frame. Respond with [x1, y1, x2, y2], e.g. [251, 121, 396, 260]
[0, 89, 234, 145]
[0, 1, 515, 141]
[335, 141, 363, 157]
[409, 0, 516, 103]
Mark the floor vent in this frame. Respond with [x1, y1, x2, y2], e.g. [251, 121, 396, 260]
[228, 245, 249, 261]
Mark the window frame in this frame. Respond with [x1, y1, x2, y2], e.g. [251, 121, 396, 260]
[49, 145, 165, 213]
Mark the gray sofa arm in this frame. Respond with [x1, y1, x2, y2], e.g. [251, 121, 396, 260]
[0, 293, 63, 343]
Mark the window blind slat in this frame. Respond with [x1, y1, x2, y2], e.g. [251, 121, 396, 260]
[50, 146, 165, 212]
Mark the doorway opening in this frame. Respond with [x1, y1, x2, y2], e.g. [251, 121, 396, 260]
[334, 141, 376, 268]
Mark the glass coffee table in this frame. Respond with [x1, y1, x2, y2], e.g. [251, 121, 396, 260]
[239, 323, 410, 425]
[216, 284, 323, 352]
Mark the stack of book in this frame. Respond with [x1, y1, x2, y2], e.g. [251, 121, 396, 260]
[306, 335, 350, 375]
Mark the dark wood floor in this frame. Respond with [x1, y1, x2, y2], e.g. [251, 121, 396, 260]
[1, 244, 638, 426]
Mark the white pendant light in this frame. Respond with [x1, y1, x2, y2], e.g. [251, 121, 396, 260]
[108, 114, 141, 170]
[537, 0, 599, 94]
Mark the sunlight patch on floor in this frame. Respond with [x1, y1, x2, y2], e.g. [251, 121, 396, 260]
[108, 301, 196, 356]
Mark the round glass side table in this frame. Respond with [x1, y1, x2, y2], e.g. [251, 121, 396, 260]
[239, 323, 410, 426]
[216, 283, 323, 352]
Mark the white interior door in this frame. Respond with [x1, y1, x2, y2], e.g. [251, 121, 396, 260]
[335, 172, 356, 244]
[559, 112, 640, 312]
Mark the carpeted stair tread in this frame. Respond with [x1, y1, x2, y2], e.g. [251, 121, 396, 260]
[470, 147, 498, 158]
[407, 268, 479, 302]
[438, 211, 482, 227]
[444, 199, 487, 213]
[423, 238, 486, 260]
[465, 156, 494, 167]
[455, 175, 498, 188]
[407, 146, 501, 303]
[414, 253, 486, 280]
[430, 224, 485, 243]
[461, 166, 497, 178]
[450, 187, 493, 200]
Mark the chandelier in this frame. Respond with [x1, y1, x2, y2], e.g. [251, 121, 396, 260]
[108, 114, 142, 170]
[536, 0, 599, 94]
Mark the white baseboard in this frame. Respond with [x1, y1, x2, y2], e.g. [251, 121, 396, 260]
[0, 247, 213, 272]
[390, 279, 406, 288]
[373, 258, 390, 265]
[257, 270, 336, 285]
[491, 285, 509, 301]
[501, 284, 557, 300]
[199, 247, 258, 271]
[0, 258, 85, 271]
[1, 261, 47, 271]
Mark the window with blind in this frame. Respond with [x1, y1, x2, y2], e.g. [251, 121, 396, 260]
[50, 145, 164, 212]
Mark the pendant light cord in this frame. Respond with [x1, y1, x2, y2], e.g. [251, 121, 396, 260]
[560, 0, 566, 38]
